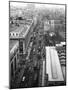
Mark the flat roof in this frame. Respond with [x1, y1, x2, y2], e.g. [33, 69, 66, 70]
[46, 47, 64, 81]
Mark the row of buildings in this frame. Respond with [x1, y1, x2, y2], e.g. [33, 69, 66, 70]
[9, 13, 66, 88]
[9, 18, 35, 87]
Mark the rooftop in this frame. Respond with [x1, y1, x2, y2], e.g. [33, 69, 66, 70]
[10, 24, 32, 39]
[9, 19, 33, 39]
[9, 40, 18, 51]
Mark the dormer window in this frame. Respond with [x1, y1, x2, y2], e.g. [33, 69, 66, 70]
[13, 33, 14, 36]
[9, 33, 11, 36]
[16, 33, 18, 36]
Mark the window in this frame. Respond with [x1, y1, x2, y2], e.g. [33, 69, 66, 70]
[11, 62, 13, 77]
[13, 33, 14, 36]
[16, 33, 18, 36]
[14, 57, 16, 71]
[9, 33, 11, 36]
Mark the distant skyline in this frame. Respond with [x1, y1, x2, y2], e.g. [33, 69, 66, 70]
[10, 2, 65, 11]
